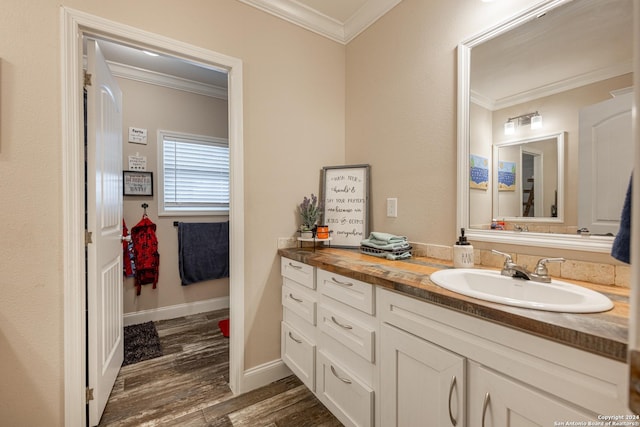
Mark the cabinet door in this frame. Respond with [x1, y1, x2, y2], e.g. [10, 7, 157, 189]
[317, 269, 375, 314]
[318, 304, 375, 363]
[380, 324, 465, 427]
[317, 350, 374, 427]
[281, 322, 316, 391]
[281, 257, 315, 289]
[282, 284, 316, 326]
[468, 362, 594, 427]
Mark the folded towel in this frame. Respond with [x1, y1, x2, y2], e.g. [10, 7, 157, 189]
[361, 238, 411, 251]
[369, 232, 408, 243]
[611, 174, 632, 264]
[178, 222, 229, 285]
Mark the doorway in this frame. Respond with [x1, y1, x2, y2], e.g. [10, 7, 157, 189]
[521, 149, 542, 218]
[62, 8, 245, 426]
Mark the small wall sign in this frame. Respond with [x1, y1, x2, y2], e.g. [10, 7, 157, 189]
[128, 154, 147, 171]
[128, 127, 148, 144]
[123, 171, 153, 196]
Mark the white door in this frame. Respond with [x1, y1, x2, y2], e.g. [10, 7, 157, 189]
[86, 38, 124, 426]
[578, 92, 633, 235]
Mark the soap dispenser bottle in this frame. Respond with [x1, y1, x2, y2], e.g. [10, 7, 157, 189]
[453, 228, 474, 268]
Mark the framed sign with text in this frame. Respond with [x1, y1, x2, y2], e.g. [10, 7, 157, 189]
[322, 164, 370, 248]
[123, 171, 153, 196]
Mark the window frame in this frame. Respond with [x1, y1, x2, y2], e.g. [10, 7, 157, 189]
[157, 129, 230, 216]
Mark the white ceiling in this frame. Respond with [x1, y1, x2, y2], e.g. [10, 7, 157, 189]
[471, 0, 632, 110]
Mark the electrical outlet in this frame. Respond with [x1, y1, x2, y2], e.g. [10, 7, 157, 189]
[277, 237, 297, 249]
[387, 198, 398, 217]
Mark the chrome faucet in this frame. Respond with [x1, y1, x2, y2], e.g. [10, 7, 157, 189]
[492, 250, 531, 280]
[492, 250, 565, 283]
[530, 257, 565, 283]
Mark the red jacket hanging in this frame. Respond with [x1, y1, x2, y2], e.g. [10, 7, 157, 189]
[131, 215, 160, 295]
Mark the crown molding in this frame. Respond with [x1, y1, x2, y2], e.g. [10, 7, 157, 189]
[343, 0, 403, 43]
[107, 61, 228, 100]
[237, 0, 403, 44]
[473, 60, 632, 111]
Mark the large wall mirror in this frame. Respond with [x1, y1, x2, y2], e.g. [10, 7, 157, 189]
[457, 0, 633, 252]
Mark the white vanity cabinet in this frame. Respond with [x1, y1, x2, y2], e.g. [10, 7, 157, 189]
[281, 256, 630, 427]
[377, 287, 630, 427]
[280, 257, 317, 391]
[316, 269, 378, 427]
[280, 260, 378, 427]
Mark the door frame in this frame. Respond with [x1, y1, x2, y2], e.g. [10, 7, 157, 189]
[61, 7, 245, 425]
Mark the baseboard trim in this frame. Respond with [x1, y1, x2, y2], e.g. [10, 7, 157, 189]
[123, 296, 230, 326]
[240, 359, 292, 393]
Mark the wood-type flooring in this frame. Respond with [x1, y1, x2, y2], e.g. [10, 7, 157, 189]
[98, 309, 341, 426]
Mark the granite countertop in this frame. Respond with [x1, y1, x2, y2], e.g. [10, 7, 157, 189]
[278, 247, 629, 362]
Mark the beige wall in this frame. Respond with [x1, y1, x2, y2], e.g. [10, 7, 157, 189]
[119, 77, 230, 314]
[0, 0, 344, 424]
[345, 0, 540, 244]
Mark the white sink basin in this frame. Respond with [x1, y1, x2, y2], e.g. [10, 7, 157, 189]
[429, 268, 613, 313]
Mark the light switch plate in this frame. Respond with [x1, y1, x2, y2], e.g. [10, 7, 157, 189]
[387, 198, 398, 217]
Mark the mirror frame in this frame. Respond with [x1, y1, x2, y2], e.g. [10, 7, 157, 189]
[457, 0, 613, 253]
[492, 131, 565, 222]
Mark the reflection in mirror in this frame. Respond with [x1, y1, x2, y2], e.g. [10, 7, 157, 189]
[493, 132, 564, 221]
[458, 0, 633, 252]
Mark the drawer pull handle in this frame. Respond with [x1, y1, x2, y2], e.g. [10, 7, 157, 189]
[448, 376, 457, 426]
[331, 277, 353, 287]
[481, 392, 490, 427]
[288, 331, 303, 344]
[288, 262, 303, 270]
[330, 365, 352, 384]
[331, 316, 353, 330]
[289, 293, 303, 303]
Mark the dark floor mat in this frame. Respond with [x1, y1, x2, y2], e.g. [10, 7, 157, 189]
[123, 321, 163, 366]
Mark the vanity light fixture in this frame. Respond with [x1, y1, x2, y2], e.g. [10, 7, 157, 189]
[504, 111, 542, 135]
[530, 113, 543, 129]
[504, 120, 516, 135]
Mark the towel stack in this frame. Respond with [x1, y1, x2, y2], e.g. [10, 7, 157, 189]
[360, 232, 412, 260]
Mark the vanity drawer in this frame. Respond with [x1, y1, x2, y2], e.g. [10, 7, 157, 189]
[282, 284, 316, 326]
[318, 303, 375, 363]
[281, 257, 315, 289]
[281, 322, 316, 391]
[317, 269, 374, 314]
[317, 350, 374, 427]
